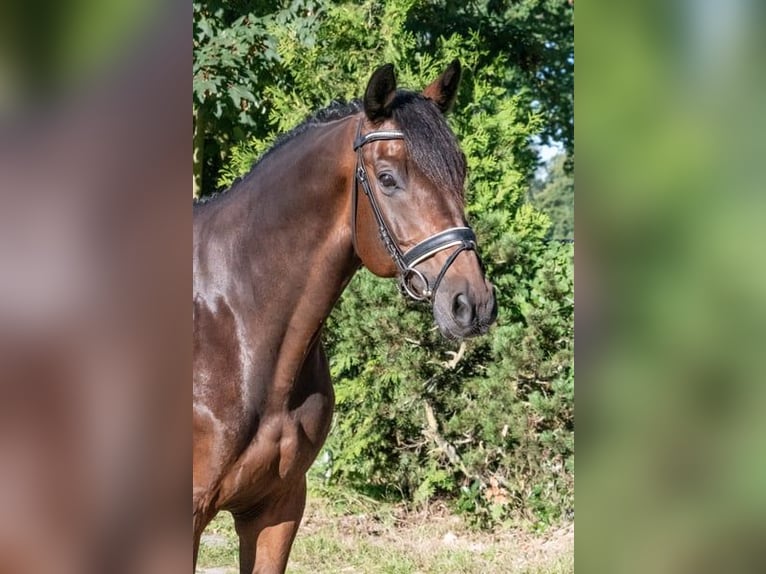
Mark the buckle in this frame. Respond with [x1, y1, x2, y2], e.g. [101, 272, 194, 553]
[400, 267, 431, 301]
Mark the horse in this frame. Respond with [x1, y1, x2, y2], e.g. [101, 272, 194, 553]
[193, 60, 497, 573]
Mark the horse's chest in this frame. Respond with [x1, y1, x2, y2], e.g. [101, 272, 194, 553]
[218, 392, 333, 507]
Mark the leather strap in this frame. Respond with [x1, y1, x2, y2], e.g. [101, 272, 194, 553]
[402, 227, 476, 268]
[354, 130, 406, 150]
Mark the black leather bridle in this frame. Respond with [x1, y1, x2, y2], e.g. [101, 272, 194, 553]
[351, 118, 478, 302]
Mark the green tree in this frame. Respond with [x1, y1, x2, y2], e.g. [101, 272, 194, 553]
[192, 0, 320, 196]
[197, 0, 574, 196]
[529, 153, 574, 240]
[407, 0, 574, 161]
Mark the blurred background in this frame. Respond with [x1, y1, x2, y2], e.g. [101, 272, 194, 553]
[0, 1, 188, 573]
[577, 0, 766, 572]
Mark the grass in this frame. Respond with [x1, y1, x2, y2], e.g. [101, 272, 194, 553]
[196, 484, 573, 574]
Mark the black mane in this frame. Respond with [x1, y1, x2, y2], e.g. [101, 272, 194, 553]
[193, 100, 361, 207]
[266, 99, 363, 160]
[194, 89, 465, 206]
[388, 90, 466, 199]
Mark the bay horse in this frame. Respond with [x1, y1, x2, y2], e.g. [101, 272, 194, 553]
[193, 61, 497, 573]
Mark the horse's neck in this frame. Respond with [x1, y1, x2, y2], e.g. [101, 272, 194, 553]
[195, 116, 359, 398]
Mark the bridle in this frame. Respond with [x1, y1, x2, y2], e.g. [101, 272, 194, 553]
[351, 118, 478, 302]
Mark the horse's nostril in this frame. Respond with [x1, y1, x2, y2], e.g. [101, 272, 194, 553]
[452, 293, 475, 327]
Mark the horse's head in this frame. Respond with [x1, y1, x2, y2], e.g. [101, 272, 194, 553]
[352, 61, 497, 340]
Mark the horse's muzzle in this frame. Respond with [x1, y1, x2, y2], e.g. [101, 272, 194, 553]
[434, 279, 497, 340]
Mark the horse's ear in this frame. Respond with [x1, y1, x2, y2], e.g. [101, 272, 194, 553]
[422, 59, 462, 114]
[364, 63, 397, 121]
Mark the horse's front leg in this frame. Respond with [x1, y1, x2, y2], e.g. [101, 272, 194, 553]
[233, 476, 307, 574]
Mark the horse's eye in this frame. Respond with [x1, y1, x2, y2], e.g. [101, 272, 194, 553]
[378, 173, 396, 188]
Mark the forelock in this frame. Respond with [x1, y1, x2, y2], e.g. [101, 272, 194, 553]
[388, 91, 466, 198]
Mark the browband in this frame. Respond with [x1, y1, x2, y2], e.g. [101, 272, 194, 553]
[353, 131, 405, 150]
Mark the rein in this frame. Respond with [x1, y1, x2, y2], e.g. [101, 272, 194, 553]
[351, 118, 478, 302]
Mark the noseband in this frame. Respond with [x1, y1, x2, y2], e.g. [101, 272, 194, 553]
[351, 119, 478, 302]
